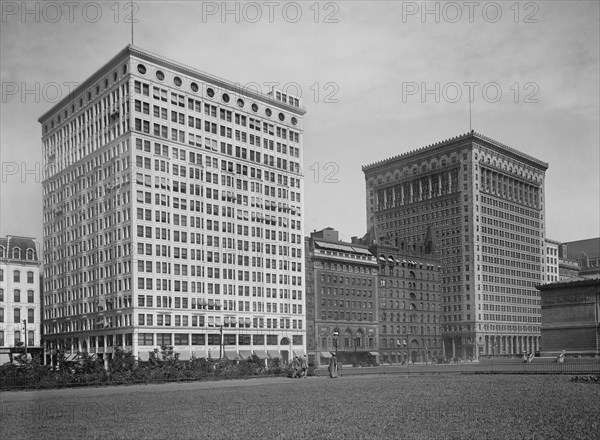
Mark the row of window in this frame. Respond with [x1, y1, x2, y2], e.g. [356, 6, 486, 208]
[0, 307, 36, 323]
[134, 71, 300, 121]
[0, 270, 36, 283]
[0, 289, 36, 303]
[0, 248, 36, 260]
[0, 331, 35, 347]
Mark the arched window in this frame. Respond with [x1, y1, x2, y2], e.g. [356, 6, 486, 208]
[27, 271, 34, 283]
[26, 249, 35, 260]
[14, 289, 21, 302]
[12, 247, 20, 259]
[13, 271, 20, 283]
[0, 246, 5, 258]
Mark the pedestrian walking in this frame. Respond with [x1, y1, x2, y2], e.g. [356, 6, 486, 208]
[301, 355, 308, 378]
[328, 353, 338, 378]
[292, 356, 302, 378]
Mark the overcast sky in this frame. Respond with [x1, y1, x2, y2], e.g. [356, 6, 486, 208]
[1, 1, 599, 245]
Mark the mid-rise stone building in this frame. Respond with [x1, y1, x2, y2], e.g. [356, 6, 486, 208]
[363, 131, 548, 359]
[545, 238, 560, 284]
[39, 46, 306, 364]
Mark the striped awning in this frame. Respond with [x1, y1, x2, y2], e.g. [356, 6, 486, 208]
[238, 350, 253, 360]
[320, 351, 333, 359]
[267, 350, 280, 359]
[254, 351, 268, 359]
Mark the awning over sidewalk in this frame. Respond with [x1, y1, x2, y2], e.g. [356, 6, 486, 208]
[254, 351, 269, 359]
[369, 352, 379, 357]
[293, 349, 306, 357]
[192, 350, 208, 359]
[224, 350, 240, 360]
[320, 351, 333, 359]
[267, 350, 281, 359]
[238, 350, 253, 360]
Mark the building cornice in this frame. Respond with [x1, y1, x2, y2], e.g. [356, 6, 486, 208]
[39, 45, 305, 124]
[362, 131, 548, 174]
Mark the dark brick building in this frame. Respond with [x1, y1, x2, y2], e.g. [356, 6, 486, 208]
[305, 228, 379, 366]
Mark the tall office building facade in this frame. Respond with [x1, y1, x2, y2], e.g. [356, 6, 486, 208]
[39, 46, 306, 362]
[363, 132, 548, 359]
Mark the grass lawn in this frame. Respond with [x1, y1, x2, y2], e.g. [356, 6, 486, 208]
[1, 374, 598, 439]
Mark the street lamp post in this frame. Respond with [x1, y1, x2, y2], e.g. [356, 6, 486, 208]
[354, 337, 359, 365]
[333, 330, 339, 364]
[22, 319, 27, 358]
[219, 325, 224, 360]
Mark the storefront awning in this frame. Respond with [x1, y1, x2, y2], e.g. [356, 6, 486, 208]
[239, 350, 253, 360]
[293, 349, 306, 357]
[224, 350, 240, 360]
[369, 352, 379, 357]
[320, 351, 333, 359]
[267, 350, 280, 359]
[192, 350, 207, 359]
[254, 351, 268, 359]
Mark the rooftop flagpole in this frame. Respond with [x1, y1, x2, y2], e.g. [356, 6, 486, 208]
[131, 0, 134, 45]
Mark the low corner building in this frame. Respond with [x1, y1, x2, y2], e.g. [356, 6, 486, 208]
[0, 236, 42, 364]
[537, 278, 600, 356]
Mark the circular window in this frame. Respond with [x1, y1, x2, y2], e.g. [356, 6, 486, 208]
[291, 117, 298, 126]
[237, 98, 245, 108]
[173, 76, 182, 87]
[278, 112, 285, 121]
[156, 70, 165, 81]
[190, 82, 199, 92]
[222, 93, 230, 103]
[207, 88, 215, 98]
[251, 103, 259, 112]
[265, 108, 272, 117]
[137, 64, 147, 74]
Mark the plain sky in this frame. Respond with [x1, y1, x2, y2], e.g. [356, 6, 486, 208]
[1, 1, 599, 244]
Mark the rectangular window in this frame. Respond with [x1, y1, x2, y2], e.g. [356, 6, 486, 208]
[174, 333, 189, 345]
[191, 334, 205, 345]
[157, 333, 172, 346]
[138, 333, 154, 346]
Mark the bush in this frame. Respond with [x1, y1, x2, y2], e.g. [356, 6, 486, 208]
[1, 346, 303, 391]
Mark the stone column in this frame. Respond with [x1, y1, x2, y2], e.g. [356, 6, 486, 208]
[452, 338, 456, 358]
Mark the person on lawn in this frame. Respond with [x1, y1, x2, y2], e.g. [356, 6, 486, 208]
[328, 354, 338, 378]
[301, 355, 308, 378]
